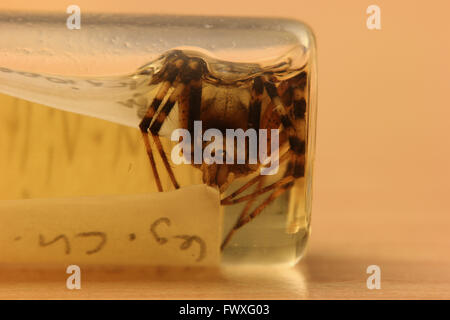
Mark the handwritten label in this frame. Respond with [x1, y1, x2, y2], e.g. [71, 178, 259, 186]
[0, 185, 221, 266]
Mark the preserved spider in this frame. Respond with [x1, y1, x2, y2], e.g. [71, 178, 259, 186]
[138, 49, 308, 250]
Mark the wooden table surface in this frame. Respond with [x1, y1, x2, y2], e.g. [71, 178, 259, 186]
[1, 205, 448, 300]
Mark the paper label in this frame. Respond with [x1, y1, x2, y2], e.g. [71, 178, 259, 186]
[0, 185, 221, 266]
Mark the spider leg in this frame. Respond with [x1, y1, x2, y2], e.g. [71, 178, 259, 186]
[149, 82, 186, 189]
[220, 71, 308, 249]
[263, 73, 307, 180]
[149, 58, 205, 190]
[222, 175, 294, 205]
[219, 76, 282, 204]
[139, 82, 172, 192]
[247, 76, 264, 131]
[220, 149, 291, 204]
[286, 71, 308, 180]
[222, 174, 262, 203]
[139, 57, 185, 191]
[238, 181, 293, 227]
[239, 177, 266, 222]
[220, 75, 292, 204]
[221, 151, 296, 249]
[221, 179, 294, 250]
[220, 176, 265, 250]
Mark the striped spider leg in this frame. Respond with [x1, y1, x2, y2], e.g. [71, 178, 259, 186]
[220, 71, 308, 249]
[139, 51, 205, 192]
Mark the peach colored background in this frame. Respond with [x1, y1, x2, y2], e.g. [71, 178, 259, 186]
[0, 1, 449, 298]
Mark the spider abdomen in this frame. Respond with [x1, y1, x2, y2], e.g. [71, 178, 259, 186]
[199, 84, 251, 133]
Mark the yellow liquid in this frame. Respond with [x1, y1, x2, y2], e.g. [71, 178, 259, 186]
[0, 49, 313, 266]
[0, 95, 311, 266]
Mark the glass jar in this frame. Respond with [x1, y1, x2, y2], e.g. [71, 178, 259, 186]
[0, 12, 317, 266]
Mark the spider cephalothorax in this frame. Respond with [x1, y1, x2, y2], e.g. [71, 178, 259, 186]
[138, 49, 308, 249]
